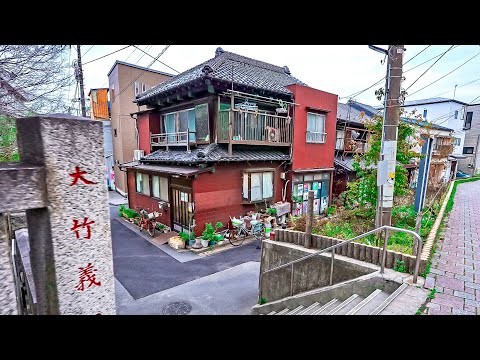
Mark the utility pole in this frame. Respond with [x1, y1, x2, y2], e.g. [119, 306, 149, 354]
[371, 45, 405, 227]
[76, 45, 87, 117]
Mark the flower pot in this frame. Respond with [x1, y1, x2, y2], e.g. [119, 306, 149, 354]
[201, 239, 209, 248]
[209, 240, 216, 246]
[188, 239, 196, 247]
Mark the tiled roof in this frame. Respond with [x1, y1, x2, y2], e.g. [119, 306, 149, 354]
[374, 97, 468, 109]
[337, 102, 454, 132]
[136, 49, 307, 104]
[140, 143, 290, 164]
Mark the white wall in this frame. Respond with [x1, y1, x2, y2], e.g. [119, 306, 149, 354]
[402, 101, 466, 155]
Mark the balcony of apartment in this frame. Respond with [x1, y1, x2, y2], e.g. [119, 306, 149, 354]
[217, 109, 292, 146]
[150, 130, 196, 151]
[335, 128, 370, 153]
[432, 144, 454, 158]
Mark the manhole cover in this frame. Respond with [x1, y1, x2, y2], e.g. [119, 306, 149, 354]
[162, 301, 192, 315]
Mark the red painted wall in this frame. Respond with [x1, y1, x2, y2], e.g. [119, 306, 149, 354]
[193, 161, 285, 236]
[137, 111, 161, 155]
[126, 169, 172, 228]
[287, 84, 338, 170]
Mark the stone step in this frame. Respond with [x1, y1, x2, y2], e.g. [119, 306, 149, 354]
[286, 305, 304, 315]
[332, 295, 365, 315]
[370, 283, 409, 315]
[355, 291, 390, 315]
[346, 289, 383, 315]
[326, 294, 360, 315]
[275, 308, 290, 315]
[297, 302, 320, 315]
[311, 299, 339, 315]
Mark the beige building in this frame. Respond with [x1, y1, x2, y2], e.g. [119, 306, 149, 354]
[107, 61, 173, 195]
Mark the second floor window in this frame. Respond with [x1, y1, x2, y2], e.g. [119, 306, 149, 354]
[453, 137, 461, 146]
[134, 82, 139, 96]
[142, 83, 146, 93]
[464, 112, 473, 130]
[163, 109, 196, 142]
[454, 110, 459, 119]
[423, 109, 428, 118]
[111, 83, 115, 103]
[463, 147, 474, 154]
[306, 112, 326, 143]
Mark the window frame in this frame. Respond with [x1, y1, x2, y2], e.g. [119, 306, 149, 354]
[141, 83, 146, 93]
[242, 168, 275, 204]
[151, 175, 169, 201]
[423, 109, 428, 118]
[134, 82, 139, 96]
[110, 83, 115, 103]
[306, 112, 326, 144]
[463, 147, 474, 154]
[453, 137, 461, 146]
[464, 112, 473, 130]
[135, 172, 151, 196]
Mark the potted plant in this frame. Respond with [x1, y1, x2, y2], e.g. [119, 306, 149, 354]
[188, 233, 196, 247]
[266, 207, 277, 216]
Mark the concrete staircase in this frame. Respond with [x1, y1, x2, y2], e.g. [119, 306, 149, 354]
[264, 283, 408, 315]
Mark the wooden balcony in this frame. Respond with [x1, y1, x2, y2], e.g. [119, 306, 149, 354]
[150, 131, 196, 151]
[217, 109, 292, 146]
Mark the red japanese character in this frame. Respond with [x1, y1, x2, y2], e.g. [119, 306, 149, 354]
[75, 263, 101, 292]
[71, 217, 95, 239]
[69, 166, 97, 186]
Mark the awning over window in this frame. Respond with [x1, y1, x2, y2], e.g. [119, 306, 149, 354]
[119, 161, 213, 176]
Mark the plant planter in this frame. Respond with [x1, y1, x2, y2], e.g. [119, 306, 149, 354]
[208, 240, 217, 246]
[201, 239, 209, 248]
[188, 239, 196, 247]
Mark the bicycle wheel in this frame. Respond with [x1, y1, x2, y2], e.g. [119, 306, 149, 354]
[229, 227, 246, 246]
[147, 221, 155, 237]
[253, 223, 266, 241]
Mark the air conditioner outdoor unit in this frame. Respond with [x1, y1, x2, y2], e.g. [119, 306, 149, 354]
[266, 127, 278, 142]
[134, 149, 144, 161]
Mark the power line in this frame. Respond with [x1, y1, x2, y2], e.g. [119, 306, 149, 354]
[83, 45, 132, 65]
[134, 45, 152, 64]
[404, 45, 455, 93]
[112, 45, 173, 102]
[82, 45, 94, 57]
[407, 50, 480, 97]
[403, 45, 431, 65]
[124, 46, 138, 62]
[131, 45, 179, 73]
[340, 45, 448, 100]
[431, 76, 480, 98]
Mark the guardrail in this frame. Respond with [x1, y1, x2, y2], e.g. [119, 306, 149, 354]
[259, 225, 422, 300]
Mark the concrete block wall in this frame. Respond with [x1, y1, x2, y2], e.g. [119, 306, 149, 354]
[274, 229, 427, 275]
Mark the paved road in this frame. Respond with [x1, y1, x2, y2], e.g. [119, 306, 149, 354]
[425, 180, 480, 315]
[110, 208, 262, 300]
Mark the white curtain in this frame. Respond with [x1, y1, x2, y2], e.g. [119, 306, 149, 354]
[142, 174, 150, 196]
[152, 176, 160, 198]
[262, 172, 273, 199]
[160, 177, 169, 201]
[243, 173, 249, 200]
[251, 173, 262, 201]
[136, 172, 142, 193]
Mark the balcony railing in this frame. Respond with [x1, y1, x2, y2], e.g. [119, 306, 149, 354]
[150, 130, 196, 151]
[217, 109, 292, 146]
[335, 136, 369, 153]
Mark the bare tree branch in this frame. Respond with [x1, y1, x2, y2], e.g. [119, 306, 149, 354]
[0, 45, 75, 116]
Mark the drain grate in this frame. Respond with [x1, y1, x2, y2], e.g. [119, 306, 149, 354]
[162, 301, 192, 315]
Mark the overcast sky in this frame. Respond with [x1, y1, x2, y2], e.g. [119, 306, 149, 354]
[70, 45, 480, 112]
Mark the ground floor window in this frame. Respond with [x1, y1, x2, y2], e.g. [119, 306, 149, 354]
[136, 172, 150, 196]
[152, 175, 169, 201]
[242, 170, 274, 202]
[291, 172, 330, 216]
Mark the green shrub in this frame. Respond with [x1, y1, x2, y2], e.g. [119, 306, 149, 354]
[259, 297, 267, 305]
[393, 259, 406, 273]
[267, 208, 277, 216]
[326, 206, 336, 216]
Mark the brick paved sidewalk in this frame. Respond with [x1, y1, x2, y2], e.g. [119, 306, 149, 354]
[424, 180, 480, 315]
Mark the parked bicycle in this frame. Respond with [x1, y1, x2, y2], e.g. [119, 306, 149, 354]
[228, 216, 266, 246]
[138, 209, 161, 237]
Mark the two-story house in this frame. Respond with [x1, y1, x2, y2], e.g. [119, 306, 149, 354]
[457, 103, 480, 174]
[334, 100, 455, 197]
[108, 60, 174, 195]
[119, 48, 337, 235]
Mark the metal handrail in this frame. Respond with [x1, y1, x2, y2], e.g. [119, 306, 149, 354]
[259, 225, 422, 299]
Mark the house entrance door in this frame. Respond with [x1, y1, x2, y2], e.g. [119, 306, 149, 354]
[170, 184, 193, 233]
